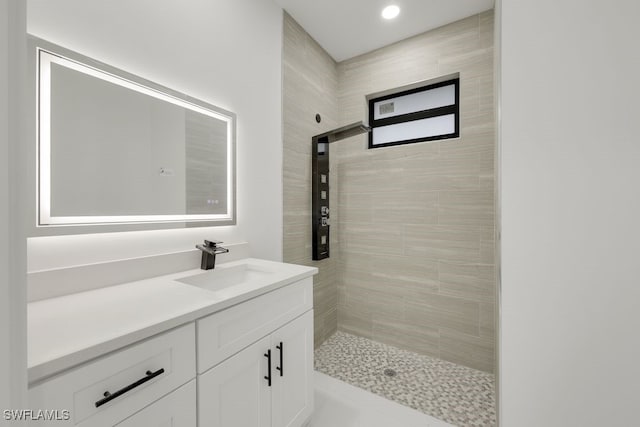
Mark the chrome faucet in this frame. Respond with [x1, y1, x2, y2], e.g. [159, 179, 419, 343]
[196, 240, 229, 270]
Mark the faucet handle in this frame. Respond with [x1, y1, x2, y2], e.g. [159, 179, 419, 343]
[204, 239, 223, 248]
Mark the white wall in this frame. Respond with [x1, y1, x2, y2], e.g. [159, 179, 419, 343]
[0, 0, 11, 411]
[1, 0, 28, 416]
[26, 0, 283, 270]
[499, 0, 640, 425]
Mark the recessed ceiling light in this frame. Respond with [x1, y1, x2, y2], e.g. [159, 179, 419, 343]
[381, 5, 400, 20]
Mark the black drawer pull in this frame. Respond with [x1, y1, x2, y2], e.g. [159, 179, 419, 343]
[95, 368, 165, 408]
[264, 350, 272, 386]
[276, 342, 284, 377]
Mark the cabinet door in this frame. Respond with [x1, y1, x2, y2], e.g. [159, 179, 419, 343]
[271, 310, 314, 427]
[115, 380, 196, 427]
[199, 336, 272, 427]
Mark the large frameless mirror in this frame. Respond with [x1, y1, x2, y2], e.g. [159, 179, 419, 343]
[31, 37, 236, 233]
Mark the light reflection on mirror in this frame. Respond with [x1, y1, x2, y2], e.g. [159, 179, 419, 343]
[37, 45, 235, 227]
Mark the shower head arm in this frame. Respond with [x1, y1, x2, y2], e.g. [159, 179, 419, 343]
[312, 121, 371, 144]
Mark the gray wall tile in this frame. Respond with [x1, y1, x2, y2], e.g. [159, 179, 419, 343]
[335, 13, 496, 372]
[283, 11, 496, 372]
[282, 13, 340, 347]
[440, 329, 495, 373]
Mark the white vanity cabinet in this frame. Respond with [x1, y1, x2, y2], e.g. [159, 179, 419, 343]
[197, 278, 314, 427]
[28, 323, 196, 426]
[271, 310, 314, 427]
[115, 380, 197, 426]
[27, 260, 317, 427]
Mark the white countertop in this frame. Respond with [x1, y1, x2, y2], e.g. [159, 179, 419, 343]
[28, 258, 317, 384]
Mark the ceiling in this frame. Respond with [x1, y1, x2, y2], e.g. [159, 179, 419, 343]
[273, 0, 494, 62]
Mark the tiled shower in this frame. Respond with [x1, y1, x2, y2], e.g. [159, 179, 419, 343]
[282, 9, 496, 425]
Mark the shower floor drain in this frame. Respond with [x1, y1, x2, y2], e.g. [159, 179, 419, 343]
[383, 368, 397, 377]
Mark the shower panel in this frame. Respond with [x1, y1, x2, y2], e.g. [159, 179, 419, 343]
[311, 122, 370, 260]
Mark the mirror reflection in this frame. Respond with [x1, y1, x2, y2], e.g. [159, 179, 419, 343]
[37, 44, 235, 227]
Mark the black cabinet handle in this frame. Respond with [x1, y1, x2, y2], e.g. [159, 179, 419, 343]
[95, 368, 165, 408]
[276, 342, 284, 377]
[264, 350, 272, 387]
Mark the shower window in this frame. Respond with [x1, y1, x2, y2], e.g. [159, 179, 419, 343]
[367, 77, 459, 148]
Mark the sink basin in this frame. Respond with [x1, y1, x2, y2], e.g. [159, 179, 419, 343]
[175, 262, 276, 293]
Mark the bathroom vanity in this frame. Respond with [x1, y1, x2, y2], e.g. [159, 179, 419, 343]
[24, 36, 314, 426]
[27, 259, 317, 426]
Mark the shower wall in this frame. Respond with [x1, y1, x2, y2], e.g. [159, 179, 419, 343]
[336, 12, 496, 372]
[281, 11, 496, 372]
[282, 13, 340, 347]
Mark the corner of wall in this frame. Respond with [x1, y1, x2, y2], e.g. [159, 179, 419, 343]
[1, 0, 29, 411]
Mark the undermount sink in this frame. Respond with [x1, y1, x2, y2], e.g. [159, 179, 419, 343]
[175, 262, 277, 293]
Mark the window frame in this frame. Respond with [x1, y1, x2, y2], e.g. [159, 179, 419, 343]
[367, 77, 460, 149]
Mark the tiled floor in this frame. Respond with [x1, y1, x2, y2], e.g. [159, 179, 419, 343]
[314, 331, 496, 427]
[309, 371, 454, 427]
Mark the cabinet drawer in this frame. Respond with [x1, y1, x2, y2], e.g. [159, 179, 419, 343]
[115, 379, 196, 427]
[29, 323, 195, 426]
[197, 278, 313, 373]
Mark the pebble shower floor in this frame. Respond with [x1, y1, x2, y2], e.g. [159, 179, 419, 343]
[314, 331, 496, 427]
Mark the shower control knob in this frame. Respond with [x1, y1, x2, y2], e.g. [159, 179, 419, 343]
[321, 217, 330, 226]
[321, 206, 330, 216]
